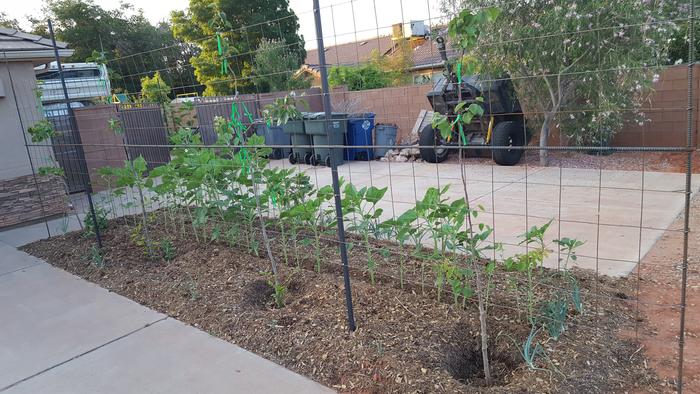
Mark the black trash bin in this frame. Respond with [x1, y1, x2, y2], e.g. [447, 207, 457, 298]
[280, 116, 313, 164]
[255, 121, 292, 160]
[304, 112, 348, 166]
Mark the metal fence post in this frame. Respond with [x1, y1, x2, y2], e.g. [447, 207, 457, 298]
[48, 19, 102, 248]
[313, 0, 356, 332]
[677, 0, 695, 391]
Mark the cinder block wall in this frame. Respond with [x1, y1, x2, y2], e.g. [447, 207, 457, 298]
[332, 64, 699, 148]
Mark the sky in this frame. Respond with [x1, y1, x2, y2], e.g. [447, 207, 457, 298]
[3, 0, 446, 49]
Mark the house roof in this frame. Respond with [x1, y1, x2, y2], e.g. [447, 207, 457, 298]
[305, 35, 395, 70]
[411, 36, 458, 69]
[304, 30, 458, 72]
[0, 27, 73, 62]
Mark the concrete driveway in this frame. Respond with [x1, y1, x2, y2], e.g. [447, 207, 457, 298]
[273, 160, 699, 277]
[0, 242, 332, 394]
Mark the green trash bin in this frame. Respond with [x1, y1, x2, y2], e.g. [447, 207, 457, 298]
[281, 118, 312, 164]
[304, 112, 348, 166]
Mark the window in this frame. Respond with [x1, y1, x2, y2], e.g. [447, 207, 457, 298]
[413, 72, 433, 85]
[37, 68, 101, 81]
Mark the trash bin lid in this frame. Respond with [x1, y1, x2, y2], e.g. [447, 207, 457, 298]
[304, 112, 348, 119]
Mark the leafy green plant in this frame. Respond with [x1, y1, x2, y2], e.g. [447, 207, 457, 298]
[140, 71, 171, 104]
[88, 245, 104, 269]
[432, 98, 485, 141]
[380, 209, 421, 289]
[108, 117, 124, 135]
[262, 93, 307, 126]
[342, 184, 387, 284]
[99, 155, 154, 257]
[160, 239, 176, 262]
[27, 119, 56, 143]
[83, 206, 108, 237]
[263, 271, 287, 308]
[328, 62, 392, 91]
[281, 184, 336, 272]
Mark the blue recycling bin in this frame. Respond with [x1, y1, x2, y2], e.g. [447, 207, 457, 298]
[345, 113, 375, 161]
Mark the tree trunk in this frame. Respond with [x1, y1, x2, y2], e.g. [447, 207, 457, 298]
[539, 113, 553, 167]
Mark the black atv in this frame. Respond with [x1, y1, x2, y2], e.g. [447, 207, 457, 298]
[419, 36, 527, 165]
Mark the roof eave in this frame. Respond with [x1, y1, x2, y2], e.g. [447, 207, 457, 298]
[0, 49, 74, 64]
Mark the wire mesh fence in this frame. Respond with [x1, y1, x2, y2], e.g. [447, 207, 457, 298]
[4, 0, 699, 391]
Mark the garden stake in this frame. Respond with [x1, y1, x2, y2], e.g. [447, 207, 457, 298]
[313, 0, 356, 332]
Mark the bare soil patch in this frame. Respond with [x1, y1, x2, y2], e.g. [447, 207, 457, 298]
[628, 193, 700, 393]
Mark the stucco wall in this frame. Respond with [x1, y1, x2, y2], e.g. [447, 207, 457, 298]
[0, 61, 43, 179]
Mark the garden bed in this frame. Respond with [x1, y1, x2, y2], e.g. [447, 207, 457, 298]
[21, 211, 662, 393]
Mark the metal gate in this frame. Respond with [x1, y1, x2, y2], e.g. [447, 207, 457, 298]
[45, 105, 90, 193]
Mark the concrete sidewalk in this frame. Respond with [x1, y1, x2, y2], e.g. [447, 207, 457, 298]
[0, 242, 332, 394]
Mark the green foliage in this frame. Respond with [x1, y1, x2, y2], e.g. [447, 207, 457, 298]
[83, 206, 108, 237]
[253, 38, 310, 92]
[140, 72, 171, 104]
[328, 63, 391, 91]
[31, 0, 193, 94]
[171, 0, 305, 96]
[262, 94, 307, 126]
[667, 21, 700, 65]
[432, 98, 486, 140]
[108, 117, 124, 135]
[0, 12, 20, 29]
[451, 0, 678, 157]
[88, 245, 104, 269]
[160, 239, 176, 262]
[263, 271, 287, 308]
[38, 166, 65, 177]
[27, 120, 56, 143]
[343, 184, 388, 284]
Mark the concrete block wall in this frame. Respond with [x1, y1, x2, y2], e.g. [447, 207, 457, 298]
[333, 64, 699, 149]
[335, 84, 433, 144]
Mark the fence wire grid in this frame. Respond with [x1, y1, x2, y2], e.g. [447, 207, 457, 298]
[4, 0, 699, 391]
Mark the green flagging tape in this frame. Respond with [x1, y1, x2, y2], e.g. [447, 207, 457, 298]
[456, 61, 462, 84]
[216, 33, 228, 76]
[228, 101, 250, 176]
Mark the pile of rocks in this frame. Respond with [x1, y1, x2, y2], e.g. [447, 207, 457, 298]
[379, 146, 423, 163]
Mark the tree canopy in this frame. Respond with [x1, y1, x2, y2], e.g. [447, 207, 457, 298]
[171, 0, 305, 96]
[0, 12, 21, 29]
[29, 0, 197, 96]
[444, 0, 679, 165]
[252, 38, 310, 92]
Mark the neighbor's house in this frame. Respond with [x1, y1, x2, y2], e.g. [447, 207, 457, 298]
[302, 21, 457, 86]
[0, 27, 73, 228]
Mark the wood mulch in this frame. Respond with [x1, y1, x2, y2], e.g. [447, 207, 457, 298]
[22, 213, 665, 393]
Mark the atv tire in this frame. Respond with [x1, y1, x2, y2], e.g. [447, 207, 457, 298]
[419, 124, 449, 163]
[492, 121, 525, 166]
